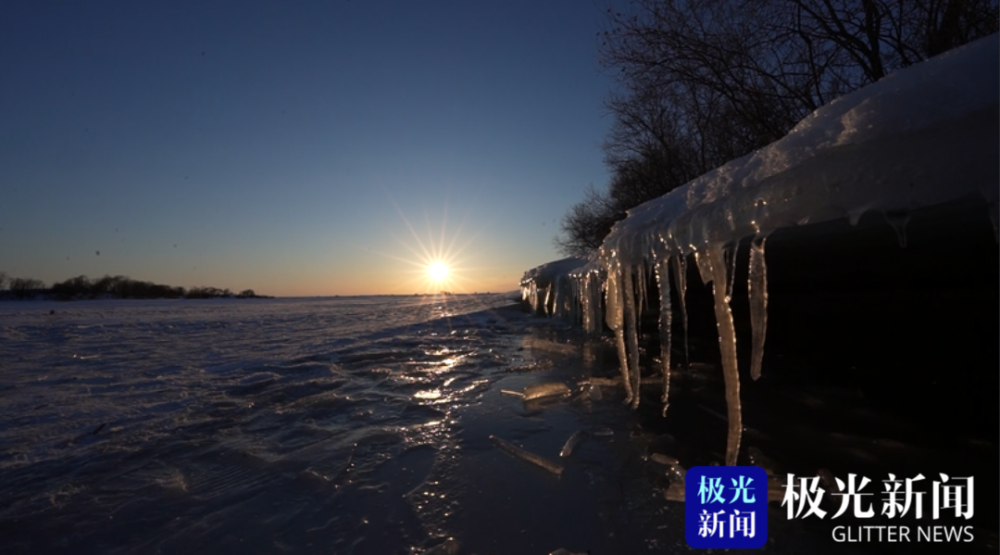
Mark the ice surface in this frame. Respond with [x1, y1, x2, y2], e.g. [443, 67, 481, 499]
[0, 295, 523, 551]
[524, 34, 999, 465]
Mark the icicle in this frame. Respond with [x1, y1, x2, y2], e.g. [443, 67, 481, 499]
[884, 209, 910, 248]
[694, 250, 714, 286]
[551, 278, 561, 318]
[605, 262, 635, 403]
[622, 264, 642, 409]
[559, 275, 570, 319]
[725, 242, 740, 302]
[559, 276, 568, 318]
[561, 276, 570, 319]
[655, 255, 673, 416]
[636, 260, 647, 317]
[748, 236, 769, 381]
[592, 272, 604, 334]
[576, 278, 585, 324]
[566, 277, 575, 322]
[585, 274, 595, 331]
[673, 255, 690, 367]
[570, 278, 581, 324]
[644, 259, 654, 312]
[605, 263, 622, 330]
[707, 244, 742, 467]
[614, 328, 631, 406]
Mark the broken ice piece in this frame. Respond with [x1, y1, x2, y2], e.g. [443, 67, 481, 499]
[649, 453, 680, 466]
[649, 453, 687, 482]
[490, 435, 564, 477]
[666, 463, 687, 483]
[591, 426, 613, 438]
[559, 430, 587, 458]
[522, 382, 571, 401]
[663, 482, 685, 502]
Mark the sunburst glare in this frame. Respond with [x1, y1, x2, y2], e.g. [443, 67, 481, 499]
[375, 196, 485, 294]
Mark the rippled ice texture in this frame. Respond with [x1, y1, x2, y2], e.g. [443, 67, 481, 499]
[0, 295, 562, 554]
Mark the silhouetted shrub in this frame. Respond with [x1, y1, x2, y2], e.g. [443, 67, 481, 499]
[9, 277, 46, 299]
[51, 275, 93, 300]
[186, 286, 224, 299]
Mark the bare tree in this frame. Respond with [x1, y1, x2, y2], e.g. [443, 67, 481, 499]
[554, 0, 997, 255]
[555, 184, 623, 257]
[601, 0, 997, 137]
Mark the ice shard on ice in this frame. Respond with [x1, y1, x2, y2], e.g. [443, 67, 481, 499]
[521, 35, 999, 465]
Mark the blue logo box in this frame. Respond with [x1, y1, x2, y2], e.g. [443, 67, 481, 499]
[685, 465, 769, 549]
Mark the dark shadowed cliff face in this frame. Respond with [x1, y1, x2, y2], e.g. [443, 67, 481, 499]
[749, 197, 997, 423]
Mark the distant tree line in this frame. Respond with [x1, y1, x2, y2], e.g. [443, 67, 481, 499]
[0, 271, 269, 300]
[1, 272, 48, 299]
[556, 0, 998, 256]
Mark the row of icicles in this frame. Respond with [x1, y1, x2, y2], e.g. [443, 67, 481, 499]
[550, 238, 771, 467]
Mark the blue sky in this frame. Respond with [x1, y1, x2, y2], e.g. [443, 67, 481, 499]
[0, 1, 624, 295]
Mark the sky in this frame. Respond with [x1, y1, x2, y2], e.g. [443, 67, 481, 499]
[0, 0, 627, 296]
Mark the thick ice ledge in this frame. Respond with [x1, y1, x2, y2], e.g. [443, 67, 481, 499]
[522, 34, 999, 466]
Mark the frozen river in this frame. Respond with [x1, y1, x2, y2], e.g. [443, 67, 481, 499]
[1, 294, 994, 554]
[0, 295, 683, 554]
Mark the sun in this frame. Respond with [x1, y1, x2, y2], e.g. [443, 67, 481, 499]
[428, 261, 449, 282]
[378, 196, 483, 294]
